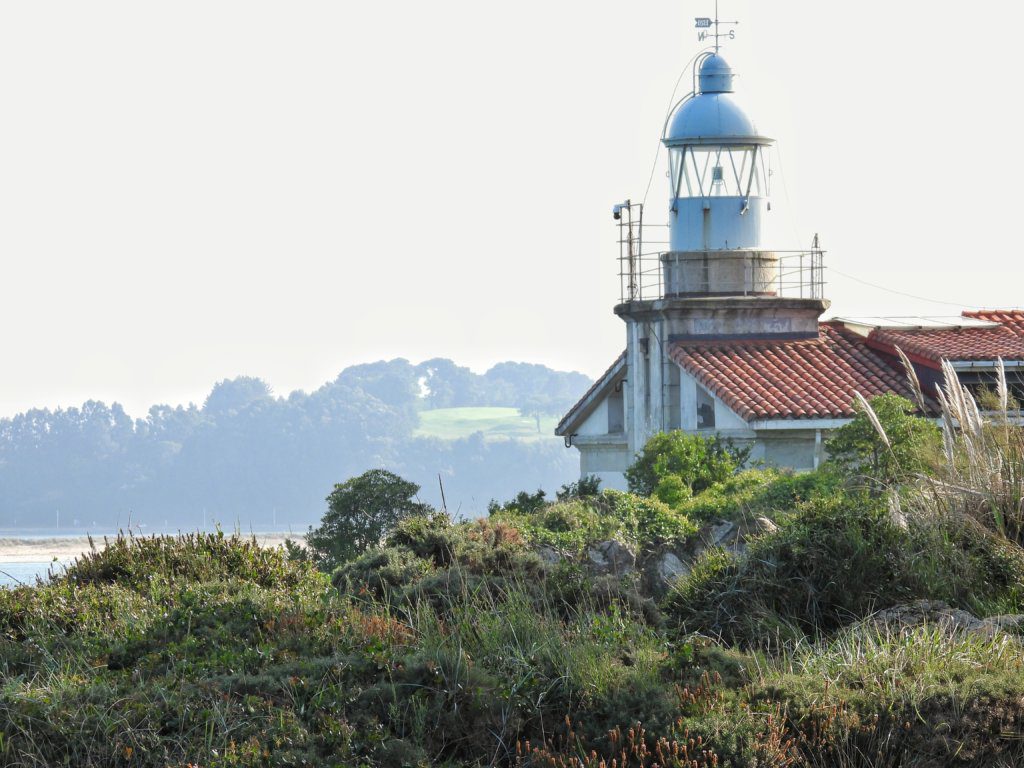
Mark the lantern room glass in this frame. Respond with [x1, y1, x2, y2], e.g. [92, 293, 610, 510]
[668, 146, 769, 199]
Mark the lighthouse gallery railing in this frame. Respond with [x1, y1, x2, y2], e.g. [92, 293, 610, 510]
[617, 223, 825, 305]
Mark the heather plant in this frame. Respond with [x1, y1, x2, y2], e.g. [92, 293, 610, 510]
[58, 529, 312, 591]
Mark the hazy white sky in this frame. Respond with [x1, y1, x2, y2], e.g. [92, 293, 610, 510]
[1, 1, 1021, 418]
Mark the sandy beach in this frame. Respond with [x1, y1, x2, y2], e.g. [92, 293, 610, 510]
[0, 533, 303, 564]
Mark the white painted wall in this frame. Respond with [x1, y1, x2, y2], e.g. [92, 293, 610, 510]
[588, 471, 629, 492]
[575, 399, 609, 436]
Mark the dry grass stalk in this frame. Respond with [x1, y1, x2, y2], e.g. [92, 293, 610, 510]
[894, 346, 927, 413]
[997, 357, 1009, 413]
[915, 358, 1024, 544]
[854, 391, 890, 448]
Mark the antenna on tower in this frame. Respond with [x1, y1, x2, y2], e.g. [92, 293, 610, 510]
[694, 1, 738, 52]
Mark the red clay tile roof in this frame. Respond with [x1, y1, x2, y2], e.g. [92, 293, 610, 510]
[962, 310, 1024, 339]
[555, 351, 625, 435]
[668, 325, 914, 421]
[868, 317, 1024, 364]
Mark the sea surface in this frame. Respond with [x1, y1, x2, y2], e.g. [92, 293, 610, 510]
[0, 561, 66, 588]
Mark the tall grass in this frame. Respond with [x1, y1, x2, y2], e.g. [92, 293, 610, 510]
[750, 624, 1024, 768]
[857, 353, 1024, 545]
[903, 357, 1024, 544]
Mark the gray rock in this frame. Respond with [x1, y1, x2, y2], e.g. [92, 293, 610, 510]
[869, 600, 985, 635]
[536, 546, 563, 567]
[752, 516, 779, 536]
[586, 539, 636, 575]
[976, 614, 1024, 637]
[689, 521, 737, 560]
[656, 551, 690, 585]
[709, 521, 735, 545]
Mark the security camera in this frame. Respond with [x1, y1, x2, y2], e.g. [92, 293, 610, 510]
[612, 204, 623, 220]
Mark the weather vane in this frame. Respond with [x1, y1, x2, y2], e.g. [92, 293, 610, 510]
[694, 1, 738, 52]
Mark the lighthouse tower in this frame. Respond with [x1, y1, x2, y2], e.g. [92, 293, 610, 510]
[610, 49, 828, 457]
[555, 35, 837, 489]
[555, 41, 829, 485]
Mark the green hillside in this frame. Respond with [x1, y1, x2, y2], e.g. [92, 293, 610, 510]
[414, 406, 561, 441]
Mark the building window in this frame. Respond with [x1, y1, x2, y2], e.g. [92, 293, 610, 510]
[696, 386, 716, 429]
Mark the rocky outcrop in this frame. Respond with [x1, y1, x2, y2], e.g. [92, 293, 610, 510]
[569, 515, 790, 592]
[655, 551, 690, 584]
[867, 599, 1024, 638]
[536, 546, 563, 567]
[586, 540, 636, 575]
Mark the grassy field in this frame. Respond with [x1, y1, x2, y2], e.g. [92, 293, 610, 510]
[414, 406, 560, 441]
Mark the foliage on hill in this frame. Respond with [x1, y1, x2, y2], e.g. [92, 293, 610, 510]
[3, 383, 1024, 766]
[0, 358, 588, 528]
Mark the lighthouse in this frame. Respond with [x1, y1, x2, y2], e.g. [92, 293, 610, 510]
[555, 31, 1024, 491]
[662, 52, 777, 296]
[605, 46, 829, 462]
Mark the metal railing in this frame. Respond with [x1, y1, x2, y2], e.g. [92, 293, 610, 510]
[616, 206, 825, 303]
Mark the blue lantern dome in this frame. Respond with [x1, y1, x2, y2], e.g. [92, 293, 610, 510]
[660, 52, 776, 256]
[663, 54, 771, 147]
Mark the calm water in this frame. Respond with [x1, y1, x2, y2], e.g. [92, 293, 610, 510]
[0, 562, 66, 588]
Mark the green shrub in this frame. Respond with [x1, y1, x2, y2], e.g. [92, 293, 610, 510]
[384, 512, 459, 566]
[626, 430, 747, 497]
[667, 492, 1024, 647]
[556, 474, 602, 501]
[494, 490, 697, 553]
[307, 469, 433, 570]
[675, 467, 838, 523]
[58, 530, 312, 591]
[600, 490, 698, 547]
[826, 392, 941, 491]
[667, 494, 927, 645]
[332, 546, 434, 602]
[751, 625, 1024, 766]
[487, 488, 547, 515]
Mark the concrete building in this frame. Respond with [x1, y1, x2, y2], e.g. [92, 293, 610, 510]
[556, 50, 1024, 490]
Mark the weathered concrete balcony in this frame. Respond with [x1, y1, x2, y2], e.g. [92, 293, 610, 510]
[619, 247, 825, 304]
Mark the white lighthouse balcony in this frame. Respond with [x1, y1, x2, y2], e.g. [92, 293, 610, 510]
[617, 224, 824, 304]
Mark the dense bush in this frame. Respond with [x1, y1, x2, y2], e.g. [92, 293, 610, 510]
[59, 530, 313, 591]
[556, 473, 602, 501]
[826, 392, 941, 491]
[626, 430, 748, 497]
[667, 492, 1024, 646]
[673, 467, 838, 523]
[306, 469, 432, 569]
[492, 489, 697, 553]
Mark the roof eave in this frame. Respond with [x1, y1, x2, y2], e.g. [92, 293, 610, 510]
[554, 354, 626, 437]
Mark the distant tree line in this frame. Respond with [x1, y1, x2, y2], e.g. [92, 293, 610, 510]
[0, 359, 589, 531]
